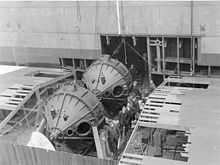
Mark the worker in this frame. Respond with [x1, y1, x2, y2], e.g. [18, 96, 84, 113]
[79, 59, 85, 70]
[118, 105, 128, 136]
[127, 94, 133, 104]
[131, 112, 140, 129]
[130, 81, 141, 98]
[129, 101, 137, 120]
[103, 122, 121, 154]
[131, 95, 141, 114]
[126, 102, 134, 133]
[148, 80, 156, 94]
[129, 64, 137, 80]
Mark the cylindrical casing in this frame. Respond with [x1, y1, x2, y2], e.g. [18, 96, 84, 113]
[42, 82, 104, 138]
[82, 55, 132, 97]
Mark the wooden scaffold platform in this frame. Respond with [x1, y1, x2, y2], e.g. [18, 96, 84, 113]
[0, 66, 74, 133]
[119, 76, 220, 165]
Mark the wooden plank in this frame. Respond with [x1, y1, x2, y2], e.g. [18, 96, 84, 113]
[151, 93, 168, 96]
[142, 109, 179, 117]
[149, 95, 166, 99]
[141, 113, 159, 118]
[8, 83, 23, 89]
[167, 77, 209, 85]
[0, 89, 17, 97]
[143, 105, 161, 109]
[92, 126, 104, 159]
[9, 98, 23, 101]
[138, 121, 190, 132]
[157, 116, 179, 125]
[0, 89, 35, 130]
[15, 93, 28, 97]
[22, 85, 34, 89]
[139, 117, 158, 122]
[7, 100, 21, 104]
[16, 90, 30, 94]
[120, 158, 142, 164]
[163, 104, 181, 111]
[122, 153, 143, 159]
[141, 155, 187, 165]
[145, 103, 163, 107]
[0, 96, 11, 103]
[0, 104, 16, 111]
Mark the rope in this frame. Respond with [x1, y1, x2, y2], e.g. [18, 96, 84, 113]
[125, 41, 157, 69]
[123, 37, 127, 64]
[95, 62, 104, 90]
[110, 39, 123, 58]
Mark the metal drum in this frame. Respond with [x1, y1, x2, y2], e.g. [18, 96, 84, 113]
[82, 55, 132, 115]
[82, 55, 132, 98]
[42, 81, 104, 140]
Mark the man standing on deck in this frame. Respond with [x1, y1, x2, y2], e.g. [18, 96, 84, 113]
[130, 81, 141, 98]
[129, 64, 137, 80]
[104, 122, 121, 154]
[118, 105, 128, 136]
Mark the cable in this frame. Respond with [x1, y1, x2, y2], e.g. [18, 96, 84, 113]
[125, 41, 157, 69]
[95, 62, 104, 90]
[123, 37, 128, 64]
[110, 39, 123, 58]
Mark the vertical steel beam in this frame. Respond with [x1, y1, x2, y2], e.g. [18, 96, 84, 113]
[156, 43, 161, 73]
[84, 59, 87, 69]
[147, 36, 152, 83]
[177, 37, 180, 77]
[60, 58, 64, 68]
[72, 59, 77, 80]
[72, 58, 75, 69]
[208, 66, 211, 77]
[162, 37, 166, 80]
[192, 37, 195, 76]
[197, 37, 202, 77]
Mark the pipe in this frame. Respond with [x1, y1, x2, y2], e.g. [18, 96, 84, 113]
[36, 118, 46, 133]
[116, 0, 121, 35]
[191, 0, 193, 35]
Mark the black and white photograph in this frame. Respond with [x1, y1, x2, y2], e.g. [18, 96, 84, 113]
[0, 0, 219, 165]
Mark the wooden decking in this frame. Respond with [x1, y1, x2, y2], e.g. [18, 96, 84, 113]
[0, 66, 74, 131]
[119, 77, 220, 165]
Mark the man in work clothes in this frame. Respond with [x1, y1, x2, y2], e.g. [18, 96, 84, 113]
[129, 64, 137, 80]
[104, 122, 121, 153]
[130, 81, 141, 98]
[118, 106, 128, 136]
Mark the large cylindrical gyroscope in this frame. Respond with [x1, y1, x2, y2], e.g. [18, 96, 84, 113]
[82, 55, 132, 115]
